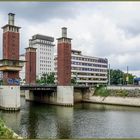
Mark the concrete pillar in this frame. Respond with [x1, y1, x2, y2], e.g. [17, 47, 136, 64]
[25, 90, 34, 101]
[57, 86, 74, 106]
[0, 86, 20, 110]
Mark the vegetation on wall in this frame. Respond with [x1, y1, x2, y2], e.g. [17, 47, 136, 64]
[94, 85, 129, 97]
[115, 89, 128, 97]
[94, 85, 110, 97]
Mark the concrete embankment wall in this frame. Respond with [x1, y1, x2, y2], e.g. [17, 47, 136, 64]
[84, 86, 140, 107]
[107, 86, 140, 90]
[107, 86, 140, 97]
[84, 96, 140, 107]
[74, 89, 83, 103]
[74, 88, 93, 103]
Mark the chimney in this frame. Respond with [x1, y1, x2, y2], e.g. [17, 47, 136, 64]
[8, 13, 15, 25]
[29, 39, 32, 47]
[62, 27, 67, 38]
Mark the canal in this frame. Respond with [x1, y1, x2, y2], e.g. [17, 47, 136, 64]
[0, 97, 140, 138]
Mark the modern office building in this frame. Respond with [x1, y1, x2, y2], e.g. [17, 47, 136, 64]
[54, 50, 108, 85]
[29, 34, 55, 78]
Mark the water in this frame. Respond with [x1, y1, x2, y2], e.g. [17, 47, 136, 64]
[0, 97, 140, 138]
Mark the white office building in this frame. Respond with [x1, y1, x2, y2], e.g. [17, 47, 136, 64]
[54, 50, 108, 86]
[30, 34, 55, 78]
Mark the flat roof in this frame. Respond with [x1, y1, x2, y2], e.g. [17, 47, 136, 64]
[32, 34, 54, 42]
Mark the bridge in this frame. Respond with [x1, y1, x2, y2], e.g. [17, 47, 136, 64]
[20, 84, 90, 91]
[20, 84, 92, 107]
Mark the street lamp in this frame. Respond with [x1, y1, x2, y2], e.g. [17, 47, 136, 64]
[133, 76, 136, 85]
[126, 66, 129, 85]
[108, 63, 111, 86]
[76, 72, 78, 85]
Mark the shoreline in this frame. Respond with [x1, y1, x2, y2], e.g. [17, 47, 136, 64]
[0, 118, 23, 139]
[83, 96, 140, 107]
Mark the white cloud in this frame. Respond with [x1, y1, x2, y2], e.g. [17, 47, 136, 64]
[1, 2, 140, 76]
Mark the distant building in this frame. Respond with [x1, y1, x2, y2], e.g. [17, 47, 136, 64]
[54, 50, 108, 86]
[134, 77, 140, 85]
[0, 71, 3, 80]
[30, 34, 55, 78]
[19, 54, 25, 84]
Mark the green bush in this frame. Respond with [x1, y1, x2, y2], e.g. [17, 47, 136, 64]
[94, 86, 110, 97]
[0, 119, 14, 139]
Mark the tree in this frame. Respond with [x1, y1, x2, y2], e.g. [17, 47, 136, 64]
[71, 72, 78, 85]
[36, 72, 55, 85]
[108, 69, 135, 85]
[0, 79, 3, 85]
[71, 77, 76, 85]
[46, 72, 55, 84]
[123, 73, 135, 85]
[109, 69, 124, 85]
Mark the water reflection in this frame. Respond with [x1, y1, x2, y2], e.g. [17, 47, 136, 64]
[27, 102, 39, 138]
[56, 107, 73, 138]
[1, 97, 140, 138]
[80, 103, 140, 112]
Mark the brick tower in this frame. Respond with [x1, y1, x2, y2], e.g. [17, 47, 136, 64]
[25, 40, 36, 84]
[0, 13, 24, 110]
[0, 13, 24, 85]
[57, 27, 72, 86]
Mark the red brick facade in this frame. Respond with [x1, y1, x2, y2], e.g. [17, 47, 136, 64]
[2, 32, 20, 84]
[3, 32, 19, 60]
[57, 39, 72, 86]
[25, 47, 36, 84]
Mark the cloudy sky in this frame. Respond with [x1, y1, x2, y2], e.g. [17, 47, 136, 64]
[0, 2, 140, 76]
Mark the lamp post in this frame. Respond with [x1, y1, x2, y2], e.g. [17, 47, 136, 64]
[126, 66, 129, 85]
[76, 72, 78, 85]
[133, 76, 136, 85]
[108, 63, 111, 86]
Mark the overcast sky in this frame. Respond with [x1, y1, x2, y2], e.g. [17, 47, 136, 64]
[0, 2, 140, 76]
